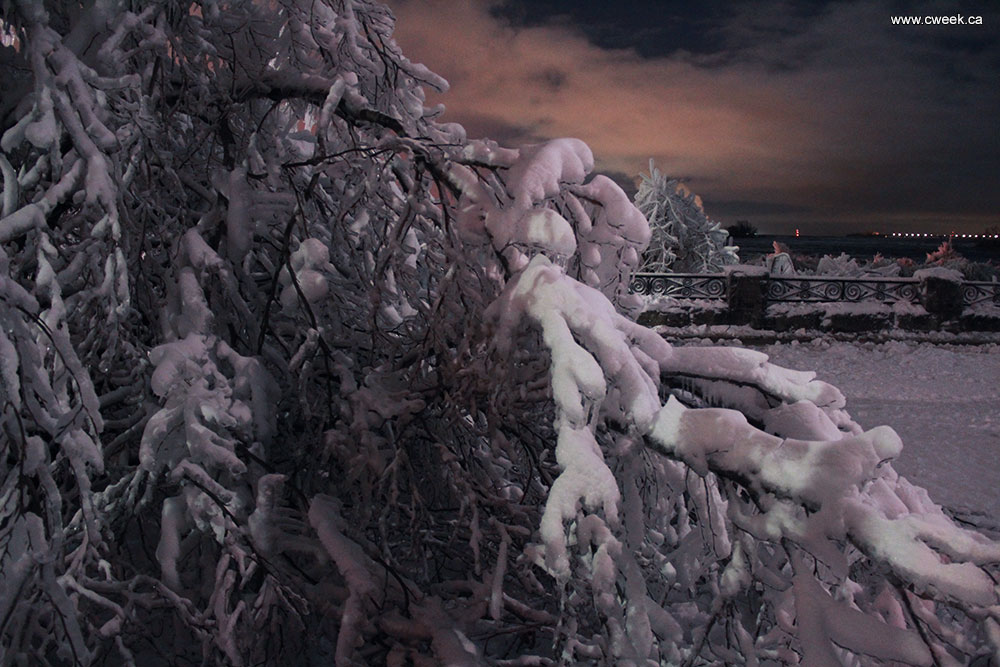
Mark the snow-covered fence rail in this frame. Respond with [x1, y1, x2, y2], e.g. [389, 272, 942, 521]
[632, 270, 1000, 331]
[964, 280, 1000, 307]
[631, 272, 999, 308]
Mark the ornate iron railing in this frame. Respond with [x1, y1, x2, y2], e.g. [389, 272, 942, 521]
[963, 281, 1000, 307]
[630, 273, 1000, 308]
[765, 276, 919, 303]
[629, 273, 726, 299]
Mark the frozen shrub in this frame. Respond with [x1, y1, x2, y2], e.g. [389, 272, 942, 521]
[926, 240, 964, 266]
[961, 261, 1000, 282]
[635, 160, 739, 273]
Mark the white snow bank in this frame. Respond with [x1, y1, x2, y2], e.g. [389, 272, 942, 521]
[757, 339, 1000, 517]
[723, 264, 768, 277]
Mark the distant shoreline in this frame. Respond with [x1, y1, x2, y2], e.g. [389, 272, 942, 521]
[733, 235, 1000, 264]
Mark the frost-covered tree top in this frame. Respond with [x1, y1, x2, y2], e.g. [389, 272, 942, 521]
[1, 2, 998, 665]
[635, 160, 739, 273]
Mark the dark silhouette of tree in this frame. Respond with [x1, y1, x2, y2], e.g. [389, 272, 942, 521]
[727, 220, 759, 238]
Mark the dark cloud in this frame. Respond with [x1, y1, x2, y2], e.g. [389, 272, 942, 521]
[387, 0, 1000, 234]
[488, 0, 737, 58]
[709, 199, 815, 217]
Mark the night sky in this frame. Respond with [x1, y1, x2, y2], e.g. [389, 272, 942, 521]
[386, 0, 999, 235]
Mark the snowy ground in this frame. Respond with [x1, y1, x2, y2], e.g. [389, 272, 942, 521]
[742, 339, 1000, 520]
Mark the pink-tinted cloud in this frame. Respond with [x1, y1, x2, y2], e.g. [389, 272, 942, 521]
[386, 0, 999, 233]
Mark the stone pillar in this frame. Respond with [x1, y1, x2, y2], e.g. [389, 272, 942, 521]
[724, 265, 768, 325]
[914, 268, 964, 321]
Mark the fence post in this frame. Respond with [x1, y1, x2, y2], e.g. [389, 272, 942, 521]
[914, 268, 964, 321]
[724, 265, 768, 325]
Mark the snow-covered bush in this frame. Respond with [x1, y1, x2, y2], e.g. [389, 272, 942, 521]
[635, 160, 739, 273]
[767, 251, 797, 275]
[813, 252, 901, 277]
[816, 252, 863, 276]
[926, 240, 965, 267]
[963, 261, 1000, 282]
[812, 245, 996, 281]
[924, 241, 1000, 281]
[1, 1, 998, 665]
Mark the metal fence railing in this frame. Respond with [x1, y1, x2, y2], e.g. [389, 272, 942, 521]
[629, 273, 1000, 308]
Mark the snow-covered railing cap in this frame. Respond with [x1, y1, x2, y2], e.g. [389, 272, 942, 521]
[913, 266, 964, 283]
[722, 264, 769, 277]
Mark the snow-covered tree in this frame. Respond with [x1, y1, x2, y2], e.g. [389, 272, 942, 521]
[635, 160, 739, 273]
[1, 2, 998, 665]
